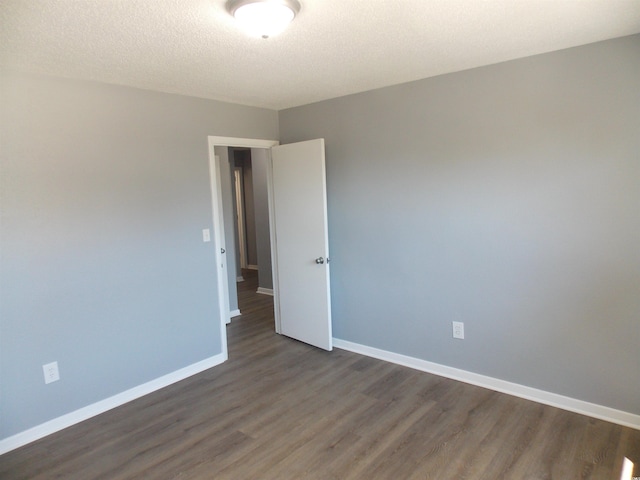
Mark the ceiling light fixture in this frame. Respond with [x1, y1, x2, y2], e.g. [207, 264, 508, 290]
[227, 0, 301, 39]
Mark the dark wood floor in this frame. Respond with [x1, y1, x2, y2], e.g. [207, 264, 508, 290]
[1, 270, 639, 479]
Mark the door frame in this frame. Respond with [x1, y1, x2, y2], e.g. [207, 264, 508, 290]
[208, 137, 282, 349]
[233, 166, 248, 271]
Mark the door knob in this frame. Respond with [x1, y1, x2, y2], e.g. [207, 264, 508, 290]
[315, 257, 325, 264]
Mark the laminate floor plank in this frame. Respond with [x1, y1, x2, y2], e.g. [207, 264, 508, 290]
[1, 269, 638, 479]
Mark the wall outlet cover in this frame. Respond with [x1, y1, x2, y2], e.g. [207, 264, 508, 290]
[43, 361, 60, 384]
[452, 321, 465, 340]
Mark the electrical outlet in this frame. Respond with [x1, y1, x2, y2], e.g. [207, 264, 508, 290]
[43, 361, 60, 384]
[452, 322, 464, 340]
[202, 228, 211, 242]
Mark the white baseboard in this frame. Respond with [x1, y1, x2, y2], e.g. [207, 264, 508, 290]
[0, 353, 227, 455]
[247, 265, 259, 271]
[333, 338, 640, 430]
[236, 276, 245, 282]
[256, 287, 274, 296]
[230, 309, 241, 318]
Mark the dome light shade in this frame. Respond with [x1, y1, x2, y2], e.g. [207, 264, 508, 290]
[227, 0, 301, 38]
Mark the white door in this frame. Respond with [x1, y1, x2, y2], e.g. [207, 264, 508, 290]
[210, 155, 231, 327]
[271, 139, 332, 351]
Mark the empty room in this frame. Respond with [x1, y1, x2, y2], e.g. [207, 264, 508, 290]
[1, 1, 639, 478]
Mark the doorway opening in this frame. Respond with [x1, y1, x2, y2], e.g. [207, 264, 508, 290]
[208, 136, 332, 355]
[229, 146, 275, 315]
[208, 137, 280, 358]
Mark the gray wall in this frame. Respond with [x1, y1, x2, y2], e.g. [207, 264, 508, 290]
[251, 148, 273, 290]
[278, 35, 640, 415]
[0, 70, 278, 439]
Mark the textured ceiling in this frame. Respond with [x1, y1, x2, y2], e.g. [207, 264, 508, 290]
[1, 0, 639, 110]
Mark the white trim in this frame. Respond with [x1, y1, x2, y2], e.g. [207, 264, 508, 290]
[247, 264, 259, 270]
[236, 276, 245, 282]
[333, 338, 640, 430]
[0, 353, 227, 455]
[210, 136, 279, 149]
[256, 287, 274, 296]
[230, 309, 241, 318]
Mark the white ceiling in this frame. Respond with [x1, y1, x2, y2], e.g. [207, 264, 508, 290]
[1, 1, 639, 110]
